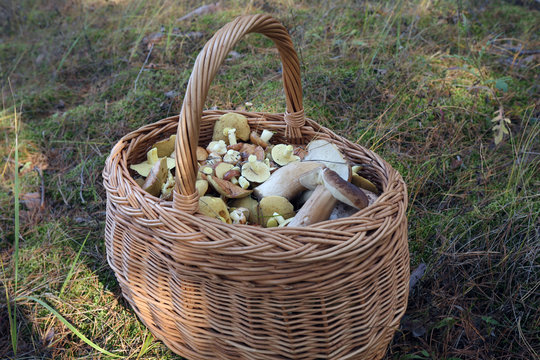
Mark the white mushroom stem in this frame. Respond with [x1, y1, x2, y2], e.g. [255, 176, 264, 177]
[260, 129, 274, 143]
[266, 212, 286, 227]
[230, 208, 247, 224]
[224, 127, 237, 145]
[287, 186, 337, 227]
[238, 176, 250, 189]
[253, 161, 323, 200]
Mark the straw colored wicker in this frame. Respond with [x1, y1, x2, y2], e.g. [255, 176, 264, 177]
[103, 14, 409, 360]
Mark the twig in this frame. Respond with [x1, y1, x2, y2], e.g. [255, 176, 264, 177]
[133, 44, 154, 92]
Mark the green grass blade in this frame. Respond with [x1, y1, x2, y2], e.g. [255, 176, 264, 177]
[56, 36, 80, 76]
[10, 79, 19, 357]
[136, 330, 156, 360]
[17, 295, 124, 358]
[59, 231, 90, 298]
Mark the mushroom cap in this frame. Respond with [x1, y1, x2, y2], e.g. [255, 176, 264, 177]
[212, 113, 250, 142]
[298, 167, 322, 190]
[271, 144, 300, 166]
[303, 139, 350, 181]
[195, 179, 209, 196]
[231, 196, 260, 224]
[196, 146, 209, 162]
[258, 196, 295, 226]
[198, 196, 231, 223]
[142, 158, 168, 196]
[154, 134, 176, 157]
[352, 174, 379, 194]
[207, 175, 253, 198]
[250, 131, 268, 148]
[215, 162, 234, 179]
[241, 159, 270, 183]
[320, 167, 368, 209]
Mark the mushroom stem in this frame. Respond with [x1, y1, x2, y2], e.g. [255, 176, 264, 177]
[253, 161, 323, 200]
[287, 186, 337, 227]
[260, 129, 274, 143]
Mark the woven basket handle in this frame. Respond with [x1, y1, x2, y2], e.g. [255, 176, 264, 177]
[173, 14, 304, 213]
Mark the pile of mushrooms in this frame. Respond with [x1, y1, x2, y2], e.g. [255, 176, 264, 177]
[130, 112, 380, 227]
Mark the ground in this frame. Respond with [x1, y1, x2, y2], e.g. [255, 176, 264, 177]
[0, 0, 538, 359]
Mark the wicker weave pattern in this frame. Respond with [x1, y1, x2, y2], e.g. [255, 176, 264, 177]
[103, 14, 409, 360]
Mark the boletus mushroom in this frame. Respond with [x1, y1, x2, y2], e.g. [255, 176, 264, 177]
[288, 167, 368, 227]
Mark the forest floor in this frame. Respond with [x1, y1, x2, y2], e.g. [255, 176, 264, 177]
[1, 0, 538, 359]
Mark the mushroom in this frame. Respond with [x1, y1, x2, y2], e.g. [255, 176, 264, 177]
[223, 149, 241, 164]
[286, 140, 352, 227]
[206, 140, 228, 156]
[141, 158, 168, 196]
[288, 167, 368, 227]
[212, 112, 251, 142]
[239, 143, 265, 161]
[250, 129, 274, 148]
[266, 212, 286, 228]
[351, 165, 379, 194]
[231, 197, 260, 224]
[230, 207, 248, 224]
[198, 196, 231, 223]
[196, 146, 209, 161]
[215, 162, 234, 179]
[258, 196, 295, 227]
[271, 144, 300, 166]
[160, 171, 175, 200]
[195, 179, 209, 196]
[154, 134, 176, 157]
[303, 139, 350, 180]
[207, 175, 253, 198]
[241, 155, 270, 183]
[238, 176, 250, 189]
[223, 168, 241, 181]
[223, 127, 237, 145]
[130, 147, 175, 177]
[253, 161, 323, 200]
[129, 148, 160, 177]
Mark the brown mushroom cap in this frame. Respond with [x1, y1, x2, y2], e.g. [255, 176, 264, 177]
[212, 113, 250, 142]
[207, 175, 253, 199]
[320, 167, 368, 209]
[196, 146, 209, 162]
[250, 131, 268, 148]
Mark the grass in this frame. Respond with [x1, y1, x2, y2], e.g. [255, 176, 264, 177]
[1, 0, 539, 359]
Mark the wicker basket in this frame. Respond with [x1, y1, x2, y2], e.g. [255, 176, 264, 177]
[103, 14, 409, 360]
